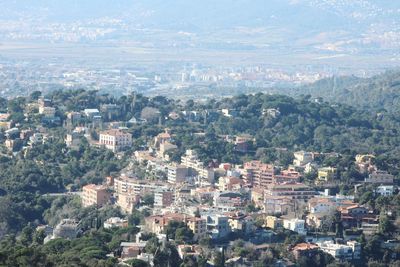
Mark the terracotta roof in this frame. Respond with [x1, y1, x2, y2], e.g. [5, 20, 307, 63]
[292, 243, 319, 251]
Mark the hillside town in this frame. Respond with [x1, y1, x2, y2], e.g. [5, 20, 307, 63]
[0, 91, 398, 267]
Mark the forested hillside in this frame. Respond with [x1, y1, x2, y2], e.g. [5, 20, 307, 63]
[293, 70, 400, 112]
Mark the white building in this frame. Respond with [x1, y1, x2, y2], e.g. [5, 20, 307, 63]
[99, 129, 132, 152]
[293, 151, 314, 167]
[375, 185, 394, 196]
[154, 188, 174, 207]
[317, 241, 361, 260]
[167, 164, 189, 184]
[181, 150, 214, 182]
[104, 217, 128, 229]
[283, 218, 306, 235]
[39, 106, 56, 118]
[202, 214, 231, 240]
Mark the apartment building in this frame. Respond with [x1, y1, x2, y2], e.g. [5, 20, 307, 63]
[99, 129, 132, 152]
[167, 164, 189, 184]
[243, 161, 276, 187]
[265, 183, 317, 200]
[317, 241, 361, 260]
[181, 150, 214, 182]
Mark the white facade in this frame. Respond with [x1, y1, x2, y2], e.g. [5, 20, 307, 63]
[283, 218, 306, 235]
[375, 185, 394, 196]
[181, 150, 214, 182]
[104, 217, 128, 229]
[317, 241, 361, 260]
[99, 129, 132, 152]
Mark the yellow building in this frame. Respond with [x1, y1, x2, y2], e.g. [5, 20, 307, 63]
[265, 216, 283, 229]
[186, 217, 207, 241]
[82, 184, 111, 208]
[318, 167, 337, 182]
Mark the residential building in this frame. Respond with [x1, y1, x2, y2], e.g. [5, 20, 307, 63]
[243, 161, 276, 187]
[213, 192, 244, 209]
[283, 218, 306, 235]
[84, 109, 100, 119]
[203, 214, 231, 239]
[39, 106, 56, 118]
[317, 241, 361, 260]
[340, 205, 377, 228]
[293, 151, 314, 167]
[65, 131, 82, 148]
[116, 193, 140, 214]
[181, 150, 214, 182]
[292, 243, 320, 260]
[186, 217, 207, 241]
[66, 112, 82, 125]
[167, 164, 189, 184]
[317, 167, 337, 182]
[375, 185, 395, 196]
[274, 169, 301, 184]
[265, 216, 283, 230]
[82, 184, 111, 208]
[355, 154, 376, 173]
[265, 183, 317, 200]
[154, 189, 174, 207]
[99, 129, 132, 152]
[365, 170, 394, 185]
[264, 195, 295, 214]
[104, 217, 128, 229]
[218, 176, 243, 191]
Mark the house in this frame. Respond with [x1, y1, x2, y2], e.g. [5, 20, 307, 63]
[99, 129, 132, 152]
[226, 213, 255, 234]
[340, 205, 376, 228]
[84, 109, 100, 119]
[218, 176, 243, 191]
[251, 187, 265, 208]
[283, 218, 306, 235]
[39, 106, 56, 118]
[317, 167, 337, 182]
[104, 217, 129, 229]
[116, 192, 140, 214]
[317, 240, 361, 260]
[355, 154, 376, 174]
[293, 151, 314, 167]
[213, 192, 245, 209]
[120, 241, 147, 259]
[365, 170, 394, 185]
[292, 243, 320, 260]
[264, 195, 295, 215]
[308, 198, 335, 214]
[65, 131, 82, 148]
[81, 184, 111, 208]
[265, 216, 283, 230]
[177, 245, 202, 260]
[66, 112, 82, 125]
[202, 214, 231, 240]
[375, 185, 394, 196]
